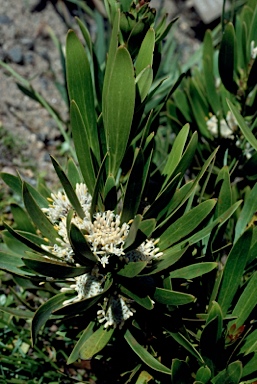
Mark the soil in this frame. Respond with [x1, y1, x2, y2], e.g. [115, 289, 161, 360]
[0, 0, 204, 186]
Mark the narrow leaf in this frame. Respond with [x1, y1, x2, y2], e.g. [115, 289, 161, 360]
[103, 45, 135, 176]
[227, 100, 257, 153]
[217, 228, 252, 316]
[154, 288, 195, 305]
[51, 156, 85, 219]
[31, 292, 68, 345]
[67, 322, 95, 364]
[124, 329, 171, 374]
[23, 183, 59, 244]
[66, 30, 99, 161]
[218, 22, 238, 94]
[159, 199, 216, 251]
[166, 331, 205, 363]
[169, 262, 218, 279]
[70, 100, 96, 195]
[79, 326, 114, 359]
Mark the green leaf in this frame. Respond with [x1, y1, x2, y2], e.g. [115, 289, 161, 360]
[167, 131, 198, 187]
[218, 22, 238, 94]
[90, 152, 107, 217]
[162, 123, 190, 182]
[143, 173, 181, 222]
[120, 285, 154, 310]
[66, 30, 99, 162]
[154, 288, 195, 305]
[211, 361, 242, 384]
[155, 16, 178, 44]
[231, 270, 257, 328]
[23, 183, 59, 244]
[227, 99, 257, 154]
[31, 292, 68, 345]
[159, 199, 216, 251]
[135, 27, 155, 76]
[166, 331, 205, 364]
[234, 180, 257, 242]
[200, 316, 223, 363]
[141, 247, 187, 276]
[2, 229, 32, 255]
[67, 158, 82, 188]
[128, 219, 156, 251]
[207, 301, 223, 340]
[124, 329, 171, 374]
[10, 204, 36, 233]
[70, 100, 96, 195]
[169, 201, 242, 253]
[79, 325, 114, 359]
[170, 359, 192, 384]
[214, 166, 232, 218]
[102, 45, 135, 176]
[121, 148, 144, 223]
[0, 251, 28, 276]
[0, 172, 22, 197]
[196, 366, 212, 384]
[124, 214, 143, 250]
[51, 156, 85, 219]
[103, 175, 117, 211]
[75, 17, 92, 55]
[118, 261, 148, 278]
[248, 3, 257, 50]
[0, 307, 34, 318]
[22, 254, 90, 278]
[136, 66, 153, 102]
[69, 223, 98, 264]
[169, 262, 218, 279]
[3, 223, 55, 259]
[240, 329, 257, 355]
[135, 371, 153, 384]
[247, 57, 257, 89]
[242, 352, 257, 378]
[217, 228, 252, 316]
[67, 321, 95, 364]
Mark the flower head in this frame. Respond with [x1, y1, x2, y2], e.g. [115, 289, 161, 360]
[251, 40, 257, 59]
[125, 238, 162, 263]
[61, 268, 104, 306]
[206, 111, 237, 139]
[97, 294, 135, 329]
[85, 210, 130, 267]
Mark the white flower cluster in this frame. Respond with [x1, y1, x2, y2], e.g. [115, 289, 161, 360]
[42, 183, 92, 264]
[41, 182, 162, 328]
[206, 111, 253, 159]
[97, 294, 135, 329]
[206, 111, 237, 139]
[251, 40, 257, 60]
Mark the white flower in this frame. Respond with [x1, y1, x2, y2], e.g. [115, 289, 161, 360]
[97, 294, 135, 329]
[42, 183, 92, 225]
[41, 183, 92, 263]
[125, 238, 163, 263]
[85, 210, 130, 267]
[206, 111, 237, 139]
[251, 40, 257, 59]
[61, 269, 104, 306]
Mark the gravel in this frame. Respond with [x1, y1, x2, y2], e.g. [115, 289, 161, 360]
[0, 0, 201, 187]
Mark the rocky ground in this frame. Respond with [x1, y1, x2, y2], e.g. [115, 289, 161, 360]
[0, 0, 203, 183]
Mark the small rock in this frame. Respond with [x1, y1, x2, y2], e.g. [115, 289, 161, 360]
[20, 37, 34, 50]
[6, 45, 23, 64]
[0, 14, 12, 25]
[24, 51, 35, 65]
[193, 0, 230, 24]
